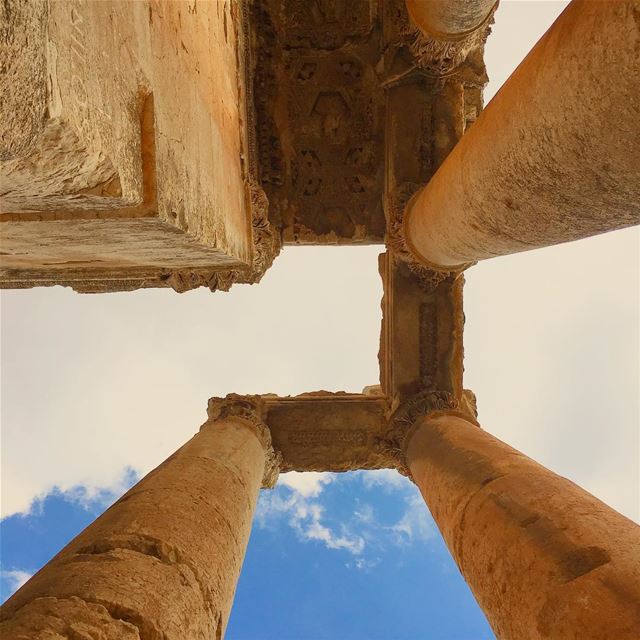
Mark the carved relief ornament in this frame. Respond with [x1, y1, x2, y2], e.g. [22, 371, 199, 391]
[405, 4, 498, 77]
[376, 390, 478, 478]
[387, 182, 468, 292]
[206, 393, 282, 489]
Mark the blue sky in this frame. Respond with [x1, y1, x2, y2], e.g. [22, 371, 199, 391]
[2, 2, 638, 639]
[1, 469, 494, 639]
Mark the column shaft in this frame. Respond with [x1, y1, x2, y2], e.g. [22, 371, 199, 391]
[406, 412, 640, 639]
[405, 0, 640, 269]
[0, 416, 270, 639]
[405, 0, 497, 39]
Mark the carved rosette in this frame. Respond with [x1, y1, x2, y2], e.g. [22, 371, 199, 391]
[206, 393, 282, 489]
[376, 390, 478, 478]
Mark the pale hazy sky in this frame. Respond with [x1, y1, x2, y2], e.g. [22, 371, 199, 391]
[1, 1, 638, 525]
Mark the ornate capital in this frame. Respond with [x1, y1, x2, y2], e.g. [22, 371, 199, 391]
[387, 183, 460, 291]
[376, 390, 478, 478]
[206, 393, 282, 488]
[405, 3, 497, 77]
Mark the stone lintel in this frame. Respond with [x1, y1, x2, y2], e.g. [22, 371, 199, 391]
[263, 392, 391, 473]
[378, 251, 465, 407]
[210, 389, 477, 476]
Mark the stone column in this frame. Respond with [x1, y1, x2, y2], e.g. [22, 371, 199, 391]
[404, 0, 640, 270]
[403, 408, 640, 639]
[405, 0, 497, 39]
[0, 395, 280, 640]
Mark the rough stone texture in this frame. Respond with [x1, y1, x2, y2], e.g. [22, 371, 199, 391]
[0, 415, 271, 639]
[252, 0, 489, 244]
[263, 392, 390, 472]
[379, 254, 465, 404]
[0, 597, 141, 640]
[406, 412, 640, 640]
[406, 0, 497, 38]
[1, 0, 280, 292]
[405, 0, 640, 269]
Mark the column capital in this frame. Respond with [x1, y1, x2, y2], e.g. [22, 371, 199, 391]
[387, 183, 472, 288]
[206, 394, 282, 488]
[404, 1, 497, 76]
[378, 389, 479, 478]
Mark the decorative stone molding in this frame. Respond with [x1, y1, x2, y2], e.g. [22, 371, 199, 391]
[387, 183, 462, 291]
[405, 4, 497, 77]
[163, 184, 281, 294]
[376, 390, 478, 478]
[207, 394, 282, 489]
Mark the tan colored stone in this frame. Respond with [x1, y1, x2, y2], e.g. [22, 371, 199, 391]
[405, 0, 640, 269]
[0, 0, 279, 292]
[405, 411, 640, 640]
[0, 410, 277, 639]
[406, 0, 498, 38]
[0, 596, 141, 639]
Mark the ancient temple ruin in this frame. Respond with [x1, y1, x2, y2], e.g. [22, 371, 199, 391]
[1, 1, 639, 638]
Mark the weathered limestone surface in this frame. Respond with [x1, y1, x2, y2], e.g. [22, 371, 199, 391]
[0, 407, 277, 639]
[263, 391, 390, 472]
[253, 0, 490, 244]
[406, 0, 497, 37]
[405, 412, 640, 640]
[1, 0, 279, 292]
[405, 0, 640, 269]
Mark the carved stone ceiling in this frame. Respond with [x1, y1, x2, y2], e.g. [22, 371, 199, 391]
[251, 0, 488, 245]
[227, 0, 493, 472]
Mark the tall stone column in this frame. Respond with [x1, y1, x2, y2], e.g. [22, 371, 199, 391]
[404, 0, 640, 270]
[401, 405, 640, 639]
[0, 395, 280, 640]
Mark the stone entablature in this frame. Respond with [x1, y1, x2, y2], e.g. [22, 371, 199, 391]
[1, 0, 490, 292]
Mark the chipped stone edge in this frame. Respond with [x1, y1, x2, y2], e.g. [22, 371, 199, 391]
[0, 0, 281, 295]
[375, 389, 479, 479]
[207, 393, 282, 489]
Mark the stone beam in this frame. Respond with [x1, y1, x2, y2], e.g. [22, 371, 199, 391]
[0, 397, 279, 639]
[403, 409, 640, 640]
[0, 0, 279, 293]
[404, 0, 640, 270]
[223, 392, 392, 473]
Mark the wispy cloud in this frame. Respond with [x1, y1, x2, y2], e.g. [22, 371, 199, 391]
[277, 471, 335, 497]
[258, 470, 437, 567]
[4, 468, 139, 522]
[257, 482, 365, 555]
[358, 468, 409, 492]
[1, 570, 32, 593]
[389, 494, 437, 544]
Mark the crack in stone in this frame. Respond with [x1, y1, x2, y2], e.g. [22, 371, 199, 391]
[74, 534, 222, 618]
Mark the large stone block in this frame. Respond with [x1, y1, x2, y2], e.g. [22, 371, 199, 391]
[0, 0, 278, 292]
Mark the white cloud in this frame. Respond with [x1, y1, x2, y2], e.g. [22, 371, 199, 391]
[0, 247, 383, 518]
[358, 469, 410, 492]
[277, 471, 335, 497]
[390, 494, 437, 544]
[1, 570, 32, 593]
[257, 481, 365, 556]
[258, 470, 439, 565]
